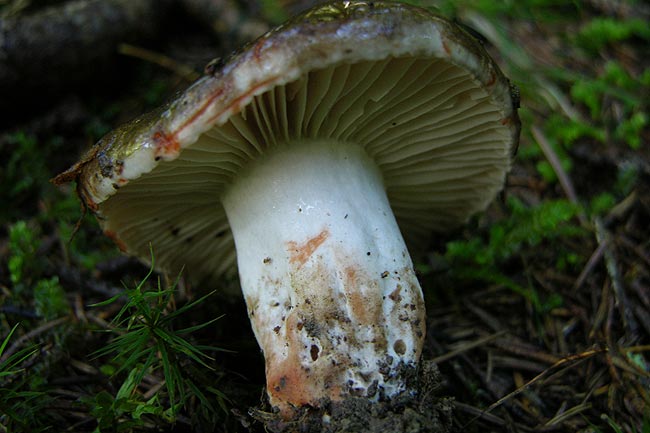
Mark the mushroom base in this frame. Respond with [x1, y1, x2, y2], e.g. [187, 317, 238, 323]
[222, 140, 426, 416]
[250, 361, 452, 433]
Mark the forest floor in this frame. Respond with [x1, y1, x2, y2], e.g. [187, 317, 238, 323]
[1, 0, 649, 432]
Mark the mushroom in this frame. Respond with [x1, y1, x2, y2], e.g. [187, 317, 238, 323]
[54, 0, 520, 418]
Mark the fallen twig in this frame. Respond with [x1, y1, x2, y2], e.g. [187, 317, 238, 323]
[431, 331, 506, 364]
[0, 316, 69, 362]
[462, 348, 605, 429]
[574, 240, 607, 290]
[595, 217, 638, 338]
[118, 43, 200, 83]
[531, 125, 587, 225]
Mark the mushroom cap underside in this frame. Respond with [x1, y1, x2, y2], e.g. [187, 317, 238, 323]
[55, 0, 521, 282]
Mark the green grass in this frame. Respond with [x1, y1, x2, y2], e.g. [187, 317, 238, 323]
[0, 325, 50, 432]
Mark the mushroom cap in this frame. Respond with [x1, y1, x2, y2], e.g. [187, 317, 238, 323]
[54, 0, 520, 282]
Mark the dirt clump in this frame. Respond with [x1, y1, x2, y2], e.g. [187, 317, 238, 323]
[248, 360, 453, 433]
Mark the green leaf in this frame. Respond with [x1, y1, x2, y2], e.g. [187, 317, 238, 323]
[0, 323, 19, 357]
[615, 111, 647, 150]
[132, 395, 163, 419]
[116, 367, 141, 401]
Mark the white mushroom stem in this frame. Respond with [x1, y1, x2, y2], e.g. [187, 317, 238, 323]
[222, 140, 426, 415]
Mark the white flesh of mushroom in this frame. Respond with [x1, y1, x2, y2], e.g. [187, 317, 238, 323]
[222, 140, 425, 411]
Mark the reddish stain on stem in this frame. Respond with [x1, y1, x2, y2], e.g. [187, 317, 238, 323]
[287, 229, 329, 268]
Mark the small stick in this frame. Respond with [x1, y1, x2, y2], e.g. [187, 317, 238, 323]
[0, 317, 68, 362]
[462, 348, 605, 429]
[531, 125, 587, 226]
[595, 217, 638, 337]
[431, 331, 506, 364]
[118, 44, 200, 82]
[574, 240, 607, 290]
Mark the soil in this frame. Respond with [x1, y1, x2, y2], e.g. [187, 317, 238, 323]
[248, 361, 453, 433]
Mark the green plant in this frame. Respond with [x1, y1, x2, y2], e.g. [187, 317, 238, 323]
[444, 198, 586, 312]
[570, 63, 639, 117]
[7, 221, 40, 288]
[596, 413, 650, 433]
[88, 256, 228, 430]
[0, 324, 50, 432]
[0, 132, 65, 220]
[87, 366, 177, 433]
[7, 221, 72, 324]
[413, 0, 580, 22]
[33, 277, 69, 321]
[615, 111, 647, 150]
[1, 132, 44, 204]
[531, 115, 604, 183]
[525, 59, 648, 186]
[258, 0, 288, 24]
[576, 17, 650, 54]
[544, 114, 607, 147]
[569, 62, 649, 149]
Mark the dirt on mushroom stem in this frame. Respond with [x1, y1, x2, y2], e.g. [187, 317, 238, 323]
[252, 360, 453, 433]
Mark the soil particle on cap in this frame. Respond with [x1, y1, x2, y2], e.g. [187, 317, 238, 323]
[249, 360, 453, 432]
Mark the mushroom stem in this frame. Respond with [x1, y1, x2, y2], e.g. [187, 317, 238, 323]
[222, 140, 426, 415]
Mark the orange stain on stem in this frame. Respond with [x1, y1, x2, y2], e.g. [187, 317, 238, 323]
[287, 229, 329, 268]
[265, 312, 342, 418]
[343, 266, 371, 325]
